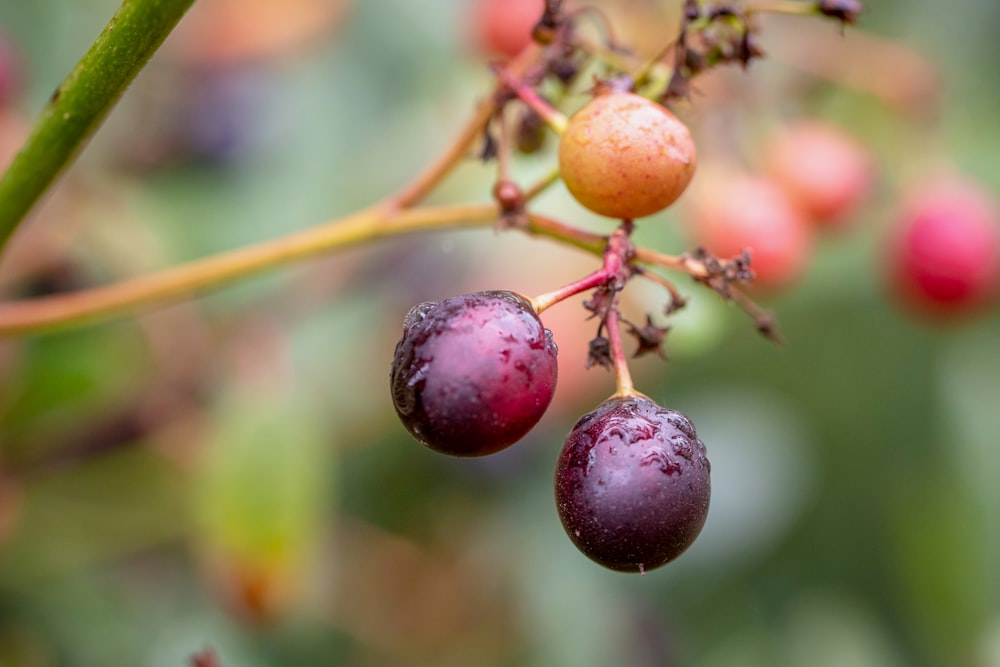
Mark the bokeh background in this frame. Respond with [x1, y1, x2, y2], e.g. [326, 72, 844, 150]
[0, 1, 999, 665]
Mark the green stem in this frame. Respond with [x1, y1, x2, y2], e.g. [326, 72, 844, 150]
[0, 0, 197, 252]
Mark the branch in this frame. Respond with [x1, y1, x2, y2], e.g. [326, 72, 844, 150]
[0, 204, 493, 335]
[0, 0, 196, 252]
[0, 203, 613, 335]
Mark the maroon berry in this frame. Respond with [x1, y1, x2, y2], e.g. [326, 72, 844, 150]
[555, 396, 711, 573]
[390, 290, 558, 457]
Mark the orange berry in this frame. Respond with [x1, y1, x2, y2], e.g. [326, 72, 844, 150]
[558, 92, 697, 220]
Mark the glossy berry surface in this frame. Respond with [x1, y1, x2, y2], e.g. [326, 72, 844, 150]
[688, 172, 812, 289]
[763, 121, 873, 227]
[558, 92, 697, 220]
[887, 179, 1000, 318]
[555, 396, 711, 573]
[390, 291, 558, 457]
[470, 0, 543, 59]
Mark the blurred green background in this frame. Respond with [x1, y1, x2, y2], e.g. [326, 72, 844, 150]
[0, 1, 998, 665]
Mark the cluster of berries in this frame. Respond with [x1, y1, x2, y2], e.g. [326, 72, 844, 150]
[391, 62, 710, 571]
[683, 121, 1000, 316]
[387, 0, 1000, 573]
[389, 288, 710, 574]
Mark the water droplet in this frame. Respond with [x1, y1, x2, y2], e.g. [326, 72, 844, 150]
[641, 447, 681, 475]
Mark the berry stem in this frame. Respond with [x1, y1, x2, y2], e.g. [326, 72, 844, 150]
[495, 67, 568, 134]
[729, 286, 783, 342]
[634, 247, 709, 278]
[531, 268, 613, 314]
[389, 43, 544, 211]
[634, 267, 687, 312]
[522, 167, 562, 202]
[531, 220, 634, 313]
[527, 212, 607, 255]
[603, 221, 640, 397]
[388, 97, 498, 210]
[605, 305, 637, 398]
[494, 109, 514, 185]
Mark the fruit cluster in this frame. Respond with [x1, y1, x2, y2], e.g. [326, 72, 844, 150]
[395, 0, 1000, 573]
[388, 38, 736, 567]
[390, 283, 713, 573]
[391, 2, 749, 573]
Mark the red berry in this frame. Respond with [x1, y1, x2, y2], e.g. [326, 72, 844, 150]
[470, 0, 543, 59]
[558, 92, 697, 220]
[886, 178, 1000, 318]
[688, 172, 813, 289]
[390, 291, 558, 457]
[555, 396, 711, 573]
[763, 120, 874, 227]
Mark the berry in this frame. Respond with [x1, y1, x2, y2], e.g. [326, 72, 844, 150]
[555, 396, 711, 573]
[687, 172, 813, 289]
[763, 120, 873, 227]
[470, 0, 543, 59]
[558, 92, 697, 220]
[886, 178, 1000, 318]
[390, 291, 558, 457]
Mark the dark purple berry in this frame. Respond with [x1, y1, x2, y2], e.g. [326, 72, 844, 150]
[555, 395, 710, 573]
[390, 290, 558, 457]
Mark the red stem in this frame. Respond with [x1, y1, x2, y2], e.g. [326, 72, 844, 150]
[531, 267, 613, 313]
[605, 304, 636, 397]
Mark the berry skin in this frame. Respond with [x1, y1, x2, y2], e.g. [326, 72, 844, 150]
[688, 172, 813, 289]
[390, 291, 558, 457]
[558, 92, 697, 220]
[763, 121, 873, 227]
[886, 178, 1000, 318]
[555, 396, 711, 573]
[470, 0, 543, 59]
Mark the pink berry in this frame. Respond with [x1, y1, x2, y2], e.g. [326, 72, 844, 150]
[886, 178, 1000, 318]
[470, 0, 543, 59]
[688, 172, 813, 289]
[763, 120, 874, 227]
